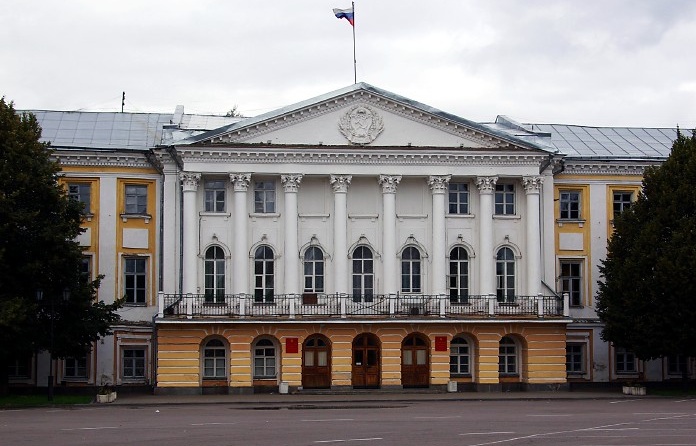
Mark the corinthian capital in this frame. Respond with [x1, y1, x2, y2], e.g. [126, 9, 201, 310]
[476, 176, 498, 193]
[180, 172, 201, 191]
[330, 174, 352, 193]
[428, 175, 451, 194]
[378, 174, 402, 194]
[230, 173, 251, 192]
[523, 176, 544, 193]
[281, 174, 303, 193]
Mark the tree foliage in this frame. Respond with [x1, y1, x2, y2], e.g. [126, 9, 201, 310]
[597, 129, 696, 363]
[0, 98, 121, 392]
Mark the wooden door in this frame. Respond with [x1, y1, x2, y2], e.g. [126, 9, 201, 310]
[401, 334, 430, 388]
[302, 336, 331, 389]
[352, 333, 380, 388]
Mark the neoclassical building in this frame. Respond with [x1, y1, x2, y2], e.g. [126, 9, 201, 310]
[13, 83, 687, 393]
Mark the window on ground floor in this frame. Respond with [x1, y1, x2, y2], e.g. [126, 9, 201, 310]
[122, 348, 146, 380]
[615, 347, 637, 375]
[450, 337, 470, 376]
[64, 356, 88, 379]
[253, 339, 277, 379]
[203, 339, 227, 379]
[499, 336, 518, 376]
[566, 343, 585, 375]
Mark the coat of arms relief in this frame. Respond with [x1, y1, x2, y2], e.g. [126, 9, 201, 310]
[338, 105, 384, 144]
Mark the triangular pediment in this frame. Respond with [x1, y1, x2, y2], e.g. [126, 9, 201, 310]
[180, 83, 550, 153]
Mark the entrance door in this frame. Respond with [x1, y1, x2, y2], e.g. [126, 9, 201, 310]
[352, 333, 380, 388]
[401, 334, 430, 388]
[302, 335, 331, 389]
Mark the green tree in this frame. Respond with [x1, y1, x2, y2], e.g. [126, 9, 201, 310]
[0, 98, 121, 395]
[597, 129, 696, 383]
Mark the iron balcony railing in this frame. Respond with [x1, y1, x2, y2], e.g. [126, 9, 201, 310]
[158, 292, 570, 320]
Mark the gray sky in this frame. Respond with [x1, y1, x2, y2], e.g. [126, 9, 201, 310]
[2, 0, 695, 127]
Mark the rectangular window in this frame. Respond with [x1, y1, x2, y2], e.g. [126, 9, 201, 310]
[668, 356, 687, 375]
[125, 184, 148, 215]
[613, 191, 633, 218]
[560, 261, 582, 306]
[8, 356, 31, 379]
[124, 257, 147, 304]
[68, 183, 91, 213]
[615, 347, 636, 374]
[559, 191, 581, 219]
[122, 348, 146, 379]
[64, 356, 87, 379]
[566, 343, 585, 374]
[448, 183, 469, 214]
[204, 180, 226, 212]
[495, 184, 515, 215]
[254, 181, 275, 213]
[81, 256, 92, 281]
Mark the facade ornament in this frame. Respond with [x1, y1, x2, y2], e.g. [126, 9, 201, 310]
[180, 172, 201, 192]
[427, 175, 452, 194]
[523, 176, 544, 193]
[475, 176, 498, 193]
[230, 173, 251, 192]
[330, 174, 353, 193]
[281, 174, 303, 192]
[378, 174, 402, 194]
[338, 105, 384, 145]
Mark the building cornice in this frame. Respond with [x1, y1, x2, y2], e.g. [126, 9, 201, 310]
[562, 160, 663, 176]
[52, 151, 153, 169]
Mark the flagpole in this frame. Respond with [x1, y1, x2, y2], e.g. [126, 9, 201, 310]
[352, 1, 357, 83]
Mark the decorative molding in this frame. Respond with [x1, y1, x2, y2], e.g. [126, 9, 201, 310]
[338, 105, 384, 145]
[281, 174, 303, 192]
[522, 176, 544, 193]
[562, 162, 658, 176]
[476, 176, 498, 192]
[378, 174, 402, 194]
[54, 152, 153, 169]
[330, 174, 352, 193]
[179, 172, 201, 191]
[230, 173, 251, 191]
[427, 175, 452, 194]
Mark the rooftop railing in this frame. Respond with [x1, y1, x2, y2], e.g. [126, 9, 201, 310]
[158, 292, 570, 320]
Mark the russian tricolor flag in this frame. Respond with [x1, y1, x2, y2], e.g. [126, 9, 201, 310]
[333, 6, 354, 26]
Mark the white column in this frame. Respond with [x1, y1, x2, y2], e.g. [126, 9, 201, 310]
[428, 175, 451, 296]
[230, 173, 251, 295]
[476, 176, 498, 296]
[281, 174, 303, 295]
[331, 175, 352, 295]
[379, 175, 401, 295]
[523, 176, 544, 296]
[180, 172, 200, 294]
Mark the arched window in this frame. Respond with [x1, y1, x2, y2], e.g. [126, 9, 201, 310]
[448, 247, 469, 303]
[352, 246, 374, 302]
[496, 247, 515, 303]
[401, 247, 421, 293]
[203, 339, 227, 379]
[254, 246, 274, 303]
[253, 338, 277, 379]
[450, 336, 470, 376]
[303, 247, 325, 293]
[204, 246, 225, 302]
[499, 336, 518, 375]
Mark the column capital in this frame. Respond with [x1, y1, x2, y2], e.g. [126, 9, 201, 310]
[330, 174, 353, 193]
[180, 172, 201, 192]
[476, 176, 498, 193]
[230, 173, 251, 191]
[378, 174, 402, 194]
[428, 175, 451, 194]
[523, 176, 544, 194]
[281, 174, 303, 193]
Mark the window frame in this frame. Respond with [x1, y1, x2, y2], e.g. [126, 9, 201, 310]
[498, 336, 518, 376]
[352, 246, 374, 302]
[450, 336, 471, 376]
[448, 182, 469, 215]
[559, 190, 581, 220]
[253, 180, 276, 214]
[494, 183, 515, 215]
[63, 356, 88, 380]
[68, 182, 91, 214]
[202, 339, 227, 380]
[254, 246, 274, 303]
[253, 338, 278, 379]
[303, 247, 325, 293]
[615, 347, 637, 375]
[204, 246, 226, 302]
[204, 180, 226, 213]
[448, 247, 469, 303]
[566, 343, 585, 375]
[122, 348, 146, 381]
[124, 184, 148, 215]
[496, 247, 516, 303]
[400, 246, 422, 294]
[613, 191, 634, 218]
[559, 260, 583, 307]
[124, 257, 147, 305]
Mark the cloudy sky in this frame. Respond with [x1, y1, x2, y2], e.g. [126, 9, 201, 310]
[2, 0, 695, 127]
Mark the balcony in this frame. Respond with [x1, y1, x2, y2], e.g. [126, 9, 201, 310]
[157, 293, 570, 321]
